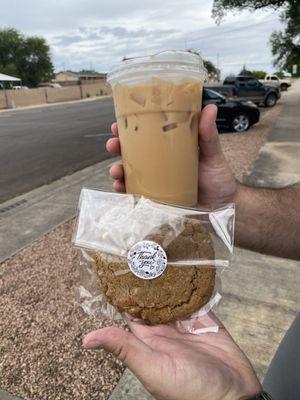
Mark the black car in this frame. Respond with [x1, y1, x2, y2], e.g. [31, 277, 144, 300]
[202, 88, 260, 132]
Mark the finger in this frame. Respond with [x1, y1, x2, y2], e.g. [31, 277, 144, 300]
[111, 122, 119, 137]
[106, 137, 121, 155]
[113, 180, 126, 193]
[83, 327, 155, 373]
[198, 104, 223, 160]
[109, 163, 124, 180]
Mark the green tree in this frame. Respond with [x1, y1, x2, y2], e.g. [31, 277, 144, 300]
[203, 60, 218, 74]
[0, 28, 54, 87]
[239, 65, 253, 76]
[250, 70, 268, 79]
[274, 70, 285, 78]
[212, 0, 300, 76]
[212, 0, 287, 22]
[270, 1, 300, 75]
[187, 49, 219, 78]
[79, 69, 98, 74]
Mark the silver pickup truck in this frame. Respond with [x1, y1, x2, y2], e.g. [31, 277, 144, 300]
[259, 74, 291, 91]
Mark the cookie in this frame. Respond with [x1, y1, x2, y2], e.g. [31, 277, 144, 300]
[93, 220, 215, 324]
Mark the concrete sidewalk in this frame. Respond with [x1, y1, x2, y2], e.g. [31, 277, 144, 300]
[245, 79, 300, 187]
[0, 158, 117, 263]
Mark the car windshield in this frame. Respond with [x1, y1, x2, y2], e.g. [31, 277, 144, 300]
[204, 89, 226, 101]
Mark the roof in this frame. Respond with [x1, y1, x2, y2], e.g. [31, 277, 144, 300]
[0, 73, 21, 82]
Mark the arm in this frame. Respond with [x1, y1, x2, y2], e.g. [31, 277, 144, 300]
[235, 184, 300, 260]
[107, 104, 300, 261]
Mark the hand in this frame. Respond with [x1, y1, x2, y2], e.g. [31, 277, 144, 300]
[106, 105, 238, 207]
[83, 314, 261, 400]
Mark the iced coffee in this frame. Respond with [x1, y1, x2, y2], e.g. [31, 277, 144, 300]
[108, 51, 206, 207]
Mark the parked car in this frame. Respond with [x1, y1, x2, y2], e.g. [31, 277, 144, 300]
[12, 85, 29, 90]
[202, 88, 260, 132]
[259, 74, 291, 91]
[207, 76, 280, 107]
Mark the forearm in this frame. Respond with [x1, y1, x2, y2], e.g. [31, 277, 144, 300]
[234, 183, 300, 260]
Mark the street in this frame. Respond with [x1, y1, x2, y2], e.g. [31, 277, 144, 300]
[0, 97, 271, 204]
[0, 98, 115, 203]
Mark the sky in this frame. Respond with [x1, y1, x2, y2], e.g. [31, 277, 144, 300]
[0, 0, 285, 78]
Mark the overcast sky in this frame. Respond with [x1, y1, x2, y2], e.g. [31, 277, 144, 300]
[0, 0, 284, 77]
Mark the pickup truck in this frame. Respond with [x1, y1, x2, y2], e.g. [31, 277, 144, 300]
[259, 74, 291, 91]
[206, 76, 281, 107]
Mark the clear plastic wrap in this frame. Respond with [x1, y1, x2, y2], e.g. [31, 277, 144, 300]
[73, 188, 235, 334]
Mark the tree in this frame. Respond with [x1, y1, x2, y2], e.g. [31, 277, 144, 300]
[239, 65, 253, 76]
[212, 0, 287, 22]
[274, 70, 285, 78]
[79, 69, 100, 75]
[187, 49, 220, 79]
[250, 70, 268, 79]
[203, 60, 218, 74]
[269, 1, 300, 75]
[0, 28, 54, 87]
[212, 0, 300, 76]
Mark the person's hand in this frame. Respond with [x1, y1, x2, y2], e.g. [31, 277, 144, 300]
[106, 105, 238, 207]
[83, 314, 261, 400]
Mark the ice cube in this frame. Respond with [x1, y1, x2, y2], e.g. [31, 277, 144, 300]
[163, 122, 178, 132]
[129, 92, 146, 107]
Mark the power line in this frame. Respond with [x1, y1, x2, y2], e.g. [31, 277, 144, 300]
[187, 17, 279, 43]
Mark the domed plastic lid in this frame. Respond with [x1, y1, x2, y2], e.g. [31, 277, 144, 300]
[107, 50, 207, 85]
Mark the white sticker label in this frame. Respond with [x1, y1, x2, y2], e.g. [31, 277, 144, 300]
[127, 240, 167, 280]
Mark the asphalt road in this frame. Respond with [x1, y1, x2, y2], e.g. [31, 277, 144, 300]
[0, 97, 271, 204]
[0, 98, 115, 203]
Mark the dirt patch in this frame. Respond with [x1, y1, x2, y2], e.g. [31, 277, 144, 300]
[0, 221, 125, 400]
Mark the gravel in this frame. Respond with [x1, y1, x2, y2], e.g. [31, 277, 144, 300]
[0, 104, 282, 399]
[220, 104, 283, 182]
[0, 221, 125, 400]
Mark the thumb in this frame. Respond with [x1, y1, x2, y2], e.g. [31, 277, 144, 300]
[83, 326, 154, 372]
[199, 104, 224, 161]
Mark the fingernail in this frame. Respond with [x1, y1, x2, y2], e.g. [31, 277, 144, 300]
[85, 340, 103, 349]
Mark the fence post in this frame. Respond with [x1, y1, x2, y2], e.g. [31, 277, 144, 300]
[79, 84, 84, 99]
[44, 88, 48, 104]
[4, 89, 9, 109]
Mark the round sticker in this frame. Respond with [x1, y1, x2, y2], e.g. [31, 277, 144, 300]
[127, 240, 167, 280]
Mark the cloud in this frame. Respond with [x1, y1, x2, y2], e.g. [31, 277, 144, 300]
[0, 0, 284, 76]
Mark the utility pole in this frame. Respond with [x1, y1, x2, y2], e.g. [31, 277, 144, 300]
[184, 38, 187, 50]
[217, 53, 220, 81]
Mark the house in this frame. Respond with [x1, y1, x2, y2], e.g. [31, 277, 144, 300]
[53, 71, 107, 86]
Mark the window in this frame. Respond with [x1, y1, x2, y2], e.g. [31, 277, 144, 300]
[205, 90, 223, 100]
[247, 79, 259, 87]
[271, 76, 279, 81]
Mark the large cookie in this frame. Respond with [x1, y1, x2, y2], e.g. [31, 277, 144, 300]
[93, 221, 215, 324]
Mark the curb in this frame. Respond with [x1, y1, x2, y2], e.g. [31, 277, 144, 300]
[0, 157, 118, 263]
[0, 389, 24, 400]
[0, 95, 112, 113]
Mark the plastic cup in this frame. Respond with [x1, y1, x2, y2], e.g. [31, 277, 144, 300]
[108, 50, 207, 206]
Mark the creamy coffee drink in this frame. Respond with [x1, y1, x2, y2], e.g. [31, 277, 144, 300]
[108, 51, 206, 206]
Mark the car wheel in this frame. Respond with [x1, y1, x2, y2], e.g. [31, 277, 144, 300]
[265, 93, 277, 107]
[231, 113, 250, 132]
[281, 83, 288, 91]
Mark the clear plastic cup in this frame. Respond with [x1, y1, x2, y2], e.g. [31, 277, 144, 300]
[107, 50, 207, 206]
